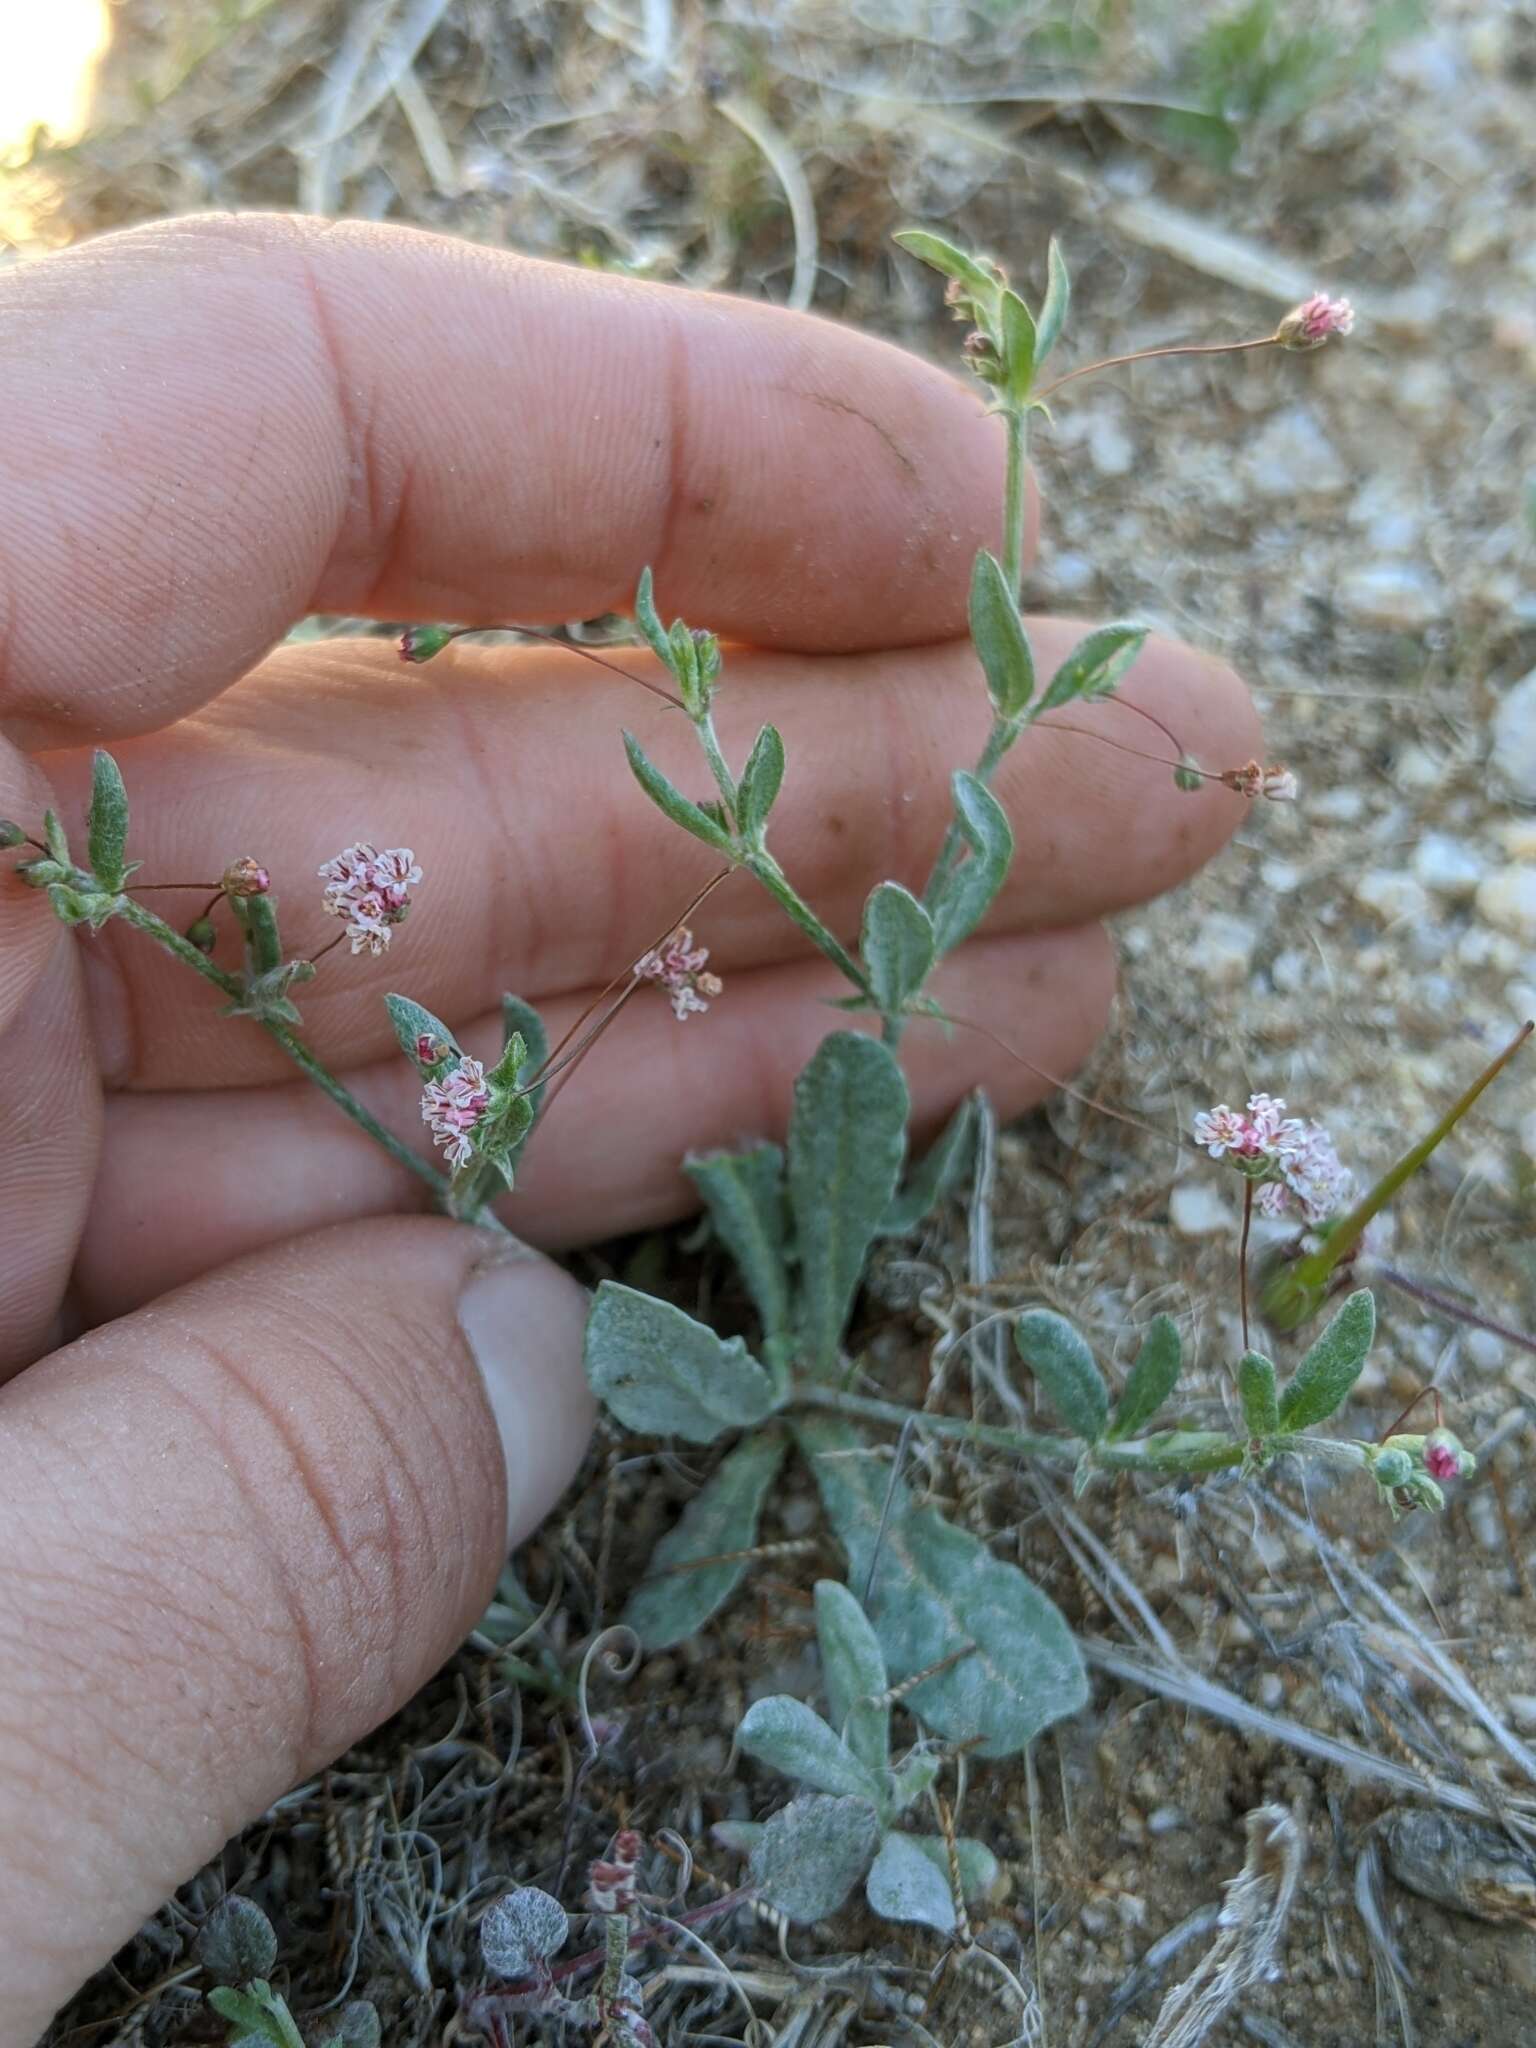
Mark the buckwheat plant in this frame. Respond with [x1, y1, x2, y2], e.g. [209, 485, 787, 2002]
[6, 232, 1523, 1788]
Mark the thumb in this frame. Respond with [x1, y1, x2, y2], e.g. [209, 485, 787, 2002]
[0, 1217, 592, 2044]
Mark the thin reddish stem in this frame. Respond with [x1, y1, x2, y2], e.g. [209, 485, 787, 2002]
[1377, 1384, 1445, 1445]
[932, 1005, 1179, 1149]
[424, 624, 687, 709]
[1033, 334, 1280, 404]
[130, 880, 223, 892]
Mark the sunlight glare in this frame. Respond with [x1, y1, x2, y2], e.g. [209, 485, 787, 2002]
[0, 0, 112, 158]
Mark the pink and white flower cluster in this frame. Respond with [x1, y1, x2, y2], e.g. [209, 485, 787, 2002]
[1276, 292, 1355, 349]
[420, 1055, 491, 1170]
[634, 925, 723, 1021]
[1193, 1093, 1354, 1225]
[317, 843, 423, 955]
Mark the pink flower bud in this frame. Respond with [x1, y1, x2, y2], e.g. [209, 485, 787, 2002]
[1276, 293, 1355, 350]
[635, 926, 722, 1021]
[398, 624, 455, 663]
[1423, 1428, 1470, 1482]
[415, 1032, 447, 1066]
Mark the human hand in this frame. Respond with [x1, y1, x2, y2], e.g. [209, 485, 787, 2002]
[0, 214, 1257, 2037]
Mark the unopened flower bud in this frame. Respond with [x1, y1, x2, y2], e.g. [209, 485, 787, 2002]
[1423, 1427, 1472, 1483]
[415, 1032, 448, 1066]
[187, 917, 218, 953]
[1275, 292, 1355, 350]
[221, 857, 270, 898]
[943, 278, 966, 307]
[398, 624, 455, 664]
[1371, 1445, 1413, 1489]
[0, 820, 26, 848]
[1173, 755, 1205, 793]
[1261, 766, 1299, 802]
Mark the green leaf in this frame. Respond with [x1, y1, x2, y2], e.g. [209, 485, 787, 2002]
[1238, 1351, 1279, 1438]
[384, 993, 461, 1075]
[999, 289, 1037, 403]
[861, 881, 935, 1016]
[196, 1897, 278, 1986]
[787, 1034, 909, 1376]
[584, 1282, 782, 1442]
[738, 1694, 884, 1803]
[814, 1579, 890, 1778]
[633, 566, 674, 671]
[929, 772, 1015, 957]
[1014, 1310, 1109, 1442]
[86, 750, 129, 890]
[622, 731, 734, 853]
[622, 1430, 788, 1648]
[206, 1984, 305, 2048]
[1034, 236, 1071, 365]
[968, 549, 1035, 721]
[865, 1831, 956, 1933]
[800, 1415, 1087, 1757]
[888, 1750, 940, 1814]
[878, 1093, 978, 1236]
[1108, 1315, 1183, 1440]
[736, 723, 785, 841]
[748, 1794, 880, 1922]
[1277, 1288, 1375, 1431]
[42, 808, 70, 866]
[500, 995, 548, 1173]
[233, 890, 283, 976]
[684, 1144, 793, 1355]
[1037, 623, 1148, 714]
[893, 229, 999, 310]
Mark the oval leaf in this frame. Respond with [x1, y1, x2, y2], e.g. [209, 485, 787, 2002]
[480, 1888, 569, 1976]
[736, 723, 786, 841]
[749, 1794, 880, 1923]
[862, 881, 935, 1016]
[738, 1695, 883, 1804]
[788, 1033, 909, 1377]
[1238, 1351, 1279, 1439]
[585, 1281, 780, 1442]
[86, 749, 130, 890]
[815, 1579, 890, 1777]
[1000, 288, 1037, 402]
[684, 1143, 792, 1353]
[800, 1415, 1087, 1758]
[969, 549, 1035, 722]
[500, 995, 548, 1172]
[1109, 1315, 1182, 1439]
[1037, 623, 1148, 714]
[929, 772, 1015, 956]
[865, 1831, 956, 1933]
[622, 730, 733, 852]
[633, 565, 674, 671]
[893, 229, 999, 309]
[1014, 1309, 1108, 1442]
[623, 1431, 788, 1649]
[1034, 235, 1071, 366]
[1277, 1287, 1376, 1431]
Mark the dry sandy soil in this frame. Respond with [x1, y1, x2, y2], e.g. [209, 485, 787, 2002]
[11, 2, 1536, 2043]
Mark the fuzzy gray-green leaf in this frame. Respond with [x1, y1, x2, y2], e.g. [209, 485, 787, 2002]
[684, 1144, 793, 1353]
[739, 1694, 884, 1802]
[800, 1415, 1087, 1757]
[384, 993, 461, 1076]
[500, 995, 548, 1171]
[929, 772, 1014, 956]
[814, 1579, 890, 1778]
[633, 566, 674, 671]
[968, 549, 1035, 722]
[86, 750, 130, 890]
[861, 882, 935, 1016]
[1108, 1315, 1182, 1439]
[585, 1282, 781, 1442]
[1014, 1310, 1109, 1442]
[749, 1794, 880, 1923]
[1037, 623, 1148, 713]
[622, 731, 734, 852]
[1277, 1288, 1375, 1431]
[788, 1033, 909, 1377]
[623, 1431, 787, 1648]
[999, 289, 1037, 402]
[1238, 1351, 1280, 1439]
[865, 1831, 956, 1933]
[1034, 236, 1071, 365]
[736, 724, 785, 841]
[878, 1093, 978, 1236]
[893, 230, 999, 311]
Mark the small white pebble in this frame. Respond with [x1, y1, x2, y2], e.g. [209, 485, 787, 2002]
[1465, 1328, 1506, 1371]
[1477, 867, 1536, 942]
[1394, 744, 1446, 791]
[1312, 786, 1366, 821]
[1199, 912, 1259, 984]
[1258, 1673, 1285, 1710]
[1169, 1180, 1232, 1237]
[1147, 1806, 1185, 1836]
[1354, 869, 1431, 925]
[1412, 834, 1485, 901]
[1507, 1694, 1536, 1733]
[1338, 562, 1443, 631]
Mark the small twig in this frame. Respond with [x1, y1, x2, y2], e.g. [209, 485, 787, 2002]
[1033, 334, 1279, 405]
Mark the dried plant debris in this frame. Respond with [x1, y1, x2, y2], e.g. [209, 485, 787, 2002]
[1377, 1807, 1536, 1931]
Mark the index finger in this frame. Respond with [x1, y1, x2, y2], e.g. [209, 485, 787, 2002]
[0, 213, 1010, 746]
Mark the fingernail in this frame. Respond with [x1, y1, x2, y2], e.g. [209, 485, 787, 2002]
[457, 1245, 595, 1545]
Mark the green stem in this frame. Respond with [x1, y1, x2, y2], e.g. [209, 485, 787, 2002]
[693, 710, 739, 823]
[1002, 404, 1029, 593]
[790, 1382, 1241, 1475]
[116, 896, 450, 1200]
[743, 850, 869, 994]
